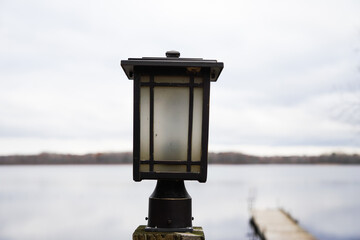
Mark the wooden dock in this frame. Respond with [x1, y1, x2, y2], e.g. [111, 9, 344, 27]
[250, 209, 316, 240]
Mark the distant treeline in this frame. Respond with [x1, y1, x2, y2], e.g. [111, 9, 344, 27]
[0, 152, 359, 165]
[0, 152, 132, 165]
[209, 152, 360, 164]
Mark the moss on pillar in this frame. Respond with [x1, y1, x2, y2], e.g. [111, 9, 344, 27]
[133, 225, 205, 240]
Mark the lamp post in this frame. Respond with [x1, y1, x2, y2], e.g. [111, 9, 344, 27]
[121, 51, 223, 234]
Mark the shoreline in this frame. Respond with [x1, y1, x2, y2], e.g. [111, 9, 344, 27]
[1, 151, 359, 165]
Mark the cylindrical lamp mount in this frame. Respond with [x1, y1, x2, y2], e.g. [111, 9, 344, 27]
[146, 180, 192, 232]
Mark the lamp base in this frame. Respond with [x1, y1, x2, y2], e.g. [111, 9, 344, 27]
[146, 180, 192, 232]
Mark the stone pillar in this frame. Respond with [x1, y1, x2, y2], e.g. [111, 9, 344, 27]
[132, 225, 205, 240]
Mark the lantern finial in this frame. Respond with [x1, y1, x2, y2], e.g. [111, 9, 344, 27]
[166, 50, 180, 58]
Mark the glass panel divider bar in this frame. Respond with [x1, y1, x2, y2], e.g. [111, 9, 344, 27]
[140, 160, 201, 165]
[187, 76, 194, 172]
[141, 82, 203, 87]
[149, 75, 154, 172]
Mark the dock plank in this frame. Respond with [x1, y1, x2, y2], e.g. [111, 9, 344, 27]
[251, 209, 316, 240]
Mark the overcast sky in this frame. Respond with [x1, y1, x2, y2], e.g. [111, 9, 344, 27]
[1, 0, 360, 156]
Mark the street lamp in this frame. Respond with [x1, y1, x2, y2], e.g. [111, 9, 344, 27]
[121, 51, 223, 232]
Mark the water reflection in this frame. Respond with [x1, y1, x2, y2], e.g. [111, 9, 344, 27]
[0, 165, 359, 240]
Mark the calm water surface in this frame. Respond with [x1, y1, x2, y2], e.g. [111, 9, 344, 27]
[0, 165, 359, 240]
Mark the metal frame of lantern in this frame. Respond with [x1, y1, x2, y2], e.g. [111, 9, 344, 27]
[121, 51, 223, 232]
[121, 52, 223, 183]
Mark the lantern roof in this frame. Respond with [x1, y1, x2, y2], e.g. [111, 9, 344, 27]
[121, 51, 224, 81]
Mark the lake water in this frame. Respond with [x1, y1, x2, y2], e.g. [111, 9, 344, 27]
[0, 165, 359, 240]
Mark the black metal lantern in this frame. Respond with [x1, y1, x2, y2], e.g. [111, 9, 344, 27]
[121, 51, 223, 232]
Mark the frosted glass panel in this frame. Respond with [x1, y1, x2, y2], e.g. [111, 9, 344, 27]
[154, 164, 186, 172]
[140, 87, 150, 161]
[140, 164, 149, 172]
[192, 88, 203, 162]
[141, 76, 150, 82]
[191, 165, 201, 173]
[155, 76, 189, 83]
[154, 87, 189, 161]
[194, 77, 203, 84]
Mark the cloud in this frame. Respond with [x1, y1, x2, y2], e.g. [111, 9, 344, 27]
[0, 0, 359, 155]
